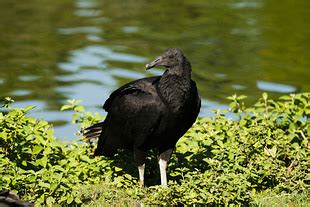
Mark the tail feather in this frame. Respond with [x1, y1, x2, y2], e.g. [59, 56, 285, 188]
[83, 122, 111, 157]
[84, 121, 119, 157]
[84, 122, 104, 139]
[84, 122, 103, 139]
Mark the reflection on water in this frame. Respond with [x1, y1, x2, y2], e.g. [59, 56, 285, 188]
[58, 27, 102, 35]
[256, 80, 297, 93]
[0, 0, 309, 139]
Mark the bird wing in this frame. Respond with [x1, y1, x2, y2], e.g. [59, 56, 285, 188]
[84, 77, 160, 140]
[172, 79, 200, 139]
[95, 76, 165, 156]
[190, 79, 201, 120]
[103, 76, 160, 112]
[182, 80, 201, 130]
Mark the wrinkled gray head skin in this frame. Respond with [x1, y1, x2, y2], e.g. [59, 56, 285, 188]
[145, 48, 187, 70]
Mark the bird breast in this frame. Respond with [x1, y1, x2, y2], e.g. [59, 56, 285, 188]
[157, 75, 192, 113]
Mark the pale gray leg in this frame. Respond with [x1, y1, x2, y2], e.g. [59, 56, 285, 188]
[134, 148, 147, 187]
[137, 164, 145, 187]
[158, 149, 173, 186]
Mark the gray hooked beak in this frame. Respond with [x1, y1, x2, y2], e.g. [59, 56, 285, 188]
[145, 56, 162, 70]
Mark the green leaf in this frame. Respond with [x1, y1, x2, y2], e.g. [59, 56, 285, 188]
[67, 194, 73, 204]
[38, 194, 45, 204]
[60, 105, 72, 111]
[237, 95, 247, 100]
[217, 140, 224, 148]
[270, 145, 277, 158]
[67, 99, 82, 105]
[23, 105, 35, 112]
[74, 197, 82, 204]
[32, 145, 43, 155]
[22, 160, 27, 166]
[229, 102, 237, 110]
[50, 183, 58, 191]
[37, 156, 48, 168]
[279, 95, 292, 100]
[28, 175, 36, 182]
[74, 106, 85, 112]
[39, 181, 50, 188]
[263, 92, 268, 100]
[46, 196, 54, 206]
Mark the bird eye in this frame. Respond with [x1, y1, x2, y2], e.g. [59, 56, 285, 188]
[168, 55, 174, 59]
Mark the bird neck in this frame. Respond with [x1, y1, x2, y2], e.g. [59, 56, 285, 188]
[164, 58, 192, 79]
[158, 60, 192, 112]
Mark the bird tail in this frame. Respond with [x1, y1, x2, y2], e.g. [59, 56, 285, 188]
[83, 122, 112, 157]
[84, 122, 104, 140]
[84, 120, 120, 157]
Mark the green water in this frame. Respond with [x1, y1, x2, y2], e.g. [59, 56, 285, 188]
[0, 0, 309, 138]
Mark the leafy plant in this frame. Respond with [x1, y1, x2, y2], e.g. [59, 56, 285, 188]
[0, 93, 309, 206]
[165, 92, 309, 205]
[0, 102, 131, 206]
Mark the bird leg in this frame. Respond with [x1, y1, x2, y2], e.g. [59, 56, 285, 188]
[137, 164, 145, 187]
[134, 148, 147, 187]
[158, 149, 173, 186]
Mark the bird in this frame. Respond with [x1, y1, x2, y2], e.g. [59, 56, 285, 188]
[84, 48, 201, 186]
[0, 190, 34, 207]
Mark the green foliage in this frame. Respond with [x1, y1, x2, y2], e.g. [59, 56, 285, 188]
[60, 99, 105, 129]
[0, 102, 131, 206]
[251, 190, 310, 207]
[0, 93, 309, 206]
[0, 97, 14, 106]
[163, 92, 309, 205]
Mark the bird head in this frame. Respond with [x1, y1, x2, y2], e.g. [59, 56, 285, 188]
[145, 48, 187, 70]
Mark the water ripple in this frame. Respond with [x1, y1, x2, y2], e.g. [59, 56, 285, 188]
[57, 27, 102, 35]
[257, 80, 297, 93]
[75, 9, 102, 17]
[76, 0, 98, 8]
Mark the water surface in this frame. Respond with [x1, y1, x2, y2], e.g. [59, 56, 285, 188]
[0, 0, 309, 139]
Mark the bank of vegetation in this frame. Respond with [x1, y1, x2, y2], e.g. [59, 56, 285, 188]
[0, 93, 309, 206]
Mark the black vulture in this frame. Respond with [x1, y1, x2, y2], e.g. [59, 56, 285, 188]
[85, 48, 201, 186]
[0, 190, 34, 207]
